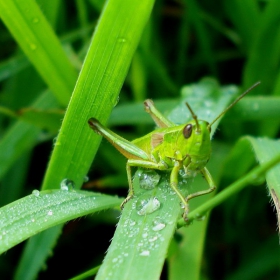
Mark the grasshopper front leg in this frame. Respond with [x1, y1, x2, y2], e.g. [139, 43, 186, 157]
[121, 159, 168, 208]
[169, 160, 196, 221]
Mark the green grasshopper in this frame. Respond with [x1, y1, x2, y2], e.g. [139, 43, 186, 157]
[88, 82, 260, 221]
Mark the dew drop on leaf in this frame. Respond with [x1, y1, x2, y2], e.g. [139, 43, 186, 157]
[60, 179, 75, 191]
[152, 217, 166, 231]
[47, 210, 53, 216]
[139, 170, 160, 190]
[136, 196, 160, 216]
[32, 189, 40, 197]
[83, 175, 89, 183]
[139, 250, 150, 257]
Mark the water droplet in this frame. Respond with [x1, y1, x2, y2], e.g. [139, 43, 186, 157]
[83, 175, 89, 183]
[142, 233, 148, 238]
[53, 136, 61, 146]
[136, 196, 161, 216]
[32, 17, 39, 23]
[47, 210, 53, 216]
[195, 213, 206, 221]
[114, 95, 120, 107]
[60, 179, 75, 191]
[32, 189, 40, 197]
[139, 170, 160, 190]
[152, 217, 166, 231]
[139, 250, 150, 257]
[118, 37, 126, 43]
[148, 236, 158, 242]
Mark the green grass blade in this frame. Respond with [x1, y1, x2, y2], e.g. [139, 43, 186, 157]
[96, 169, 181, 280]
[224, 0, 260, 51]
[0, 0, 77, 105]
[109, 96, 280, 127]
[0, 55, 29, 81]
[248, 137, 280, 229]
[243, 0, 280, 94]
[17, 1, 156, 278]
[15, 226, 62, 280]
[224, 96, 280, 121]
[42, 0, 156, 191]
[0, 189, 122, 254]
[186, 0, 216, 75]
[0, 90, 58, 180]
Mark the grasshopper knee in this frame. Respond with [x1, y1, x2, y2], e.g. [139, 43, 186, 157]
[144, 99, 154, 112]
[88, 118, 100, 128]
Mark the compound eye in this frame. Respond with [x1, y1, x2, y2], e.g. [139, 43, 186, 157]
[183, 124, 192, 139]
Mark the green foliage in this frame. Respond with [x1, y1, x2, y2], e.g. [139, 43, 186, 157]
[0, 0, 280, 279]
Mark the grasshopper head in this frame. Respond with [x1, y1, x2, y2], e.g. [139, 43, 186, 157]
[179, 119, 211, 159]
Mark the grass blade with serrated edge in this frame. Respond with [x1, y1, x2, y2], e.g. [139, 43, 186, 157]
[0, 189, 122, 254]
[248, 137, 280, 230]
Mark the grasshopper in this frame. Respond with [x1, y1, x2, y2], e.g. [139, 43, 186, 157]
[88, 82, 260, 221]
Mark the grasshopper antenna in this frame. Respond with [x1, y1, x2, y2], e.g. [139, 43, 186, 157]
[207, 81, 261, 130]
[186, 102, 200, 133]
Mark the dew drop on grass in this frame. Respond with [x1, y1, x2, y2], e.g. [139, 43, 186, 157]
[118, 37, 126, 43]
[139, 170, 160, 190]
[136, 196, 160, 216]
[32, 189, 40, 197]
[114, 95, 120, 107]
[139, 250, 150, 257]
[195, 213, 206, 221]
[60, 179, 75, 191]
[129, 219, 136, 226]
[53, 136, 61, 146]
[152, 217, 166, 231]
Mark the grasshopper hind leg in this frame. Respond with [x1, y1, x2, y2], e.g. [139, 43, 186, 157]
[144, 99, 174, 128]
[183, 167, 216, 221]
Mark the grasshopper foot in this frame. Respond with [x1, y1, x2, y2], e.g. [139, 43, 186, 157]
[120, 195, 133, 210]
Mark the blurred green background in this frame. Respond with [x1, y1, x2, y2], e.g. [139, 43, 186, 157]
[0, 0, 280, 279]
